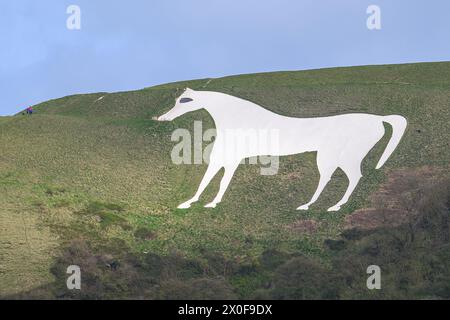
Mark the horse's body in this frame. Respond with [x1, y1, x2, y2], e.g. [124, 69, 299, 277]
[158, 89, 407, 211]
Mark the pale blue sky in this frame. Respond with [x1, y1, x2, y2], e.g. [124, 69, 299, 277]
[1, 0, 449, 115]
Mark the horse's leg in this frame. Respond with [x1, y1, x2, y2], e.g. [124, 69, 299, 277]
[178, 161, 222, 209]
[297, 153, 337, 210]
[327, 163, 362, 212]
[204, 162, 240, 208]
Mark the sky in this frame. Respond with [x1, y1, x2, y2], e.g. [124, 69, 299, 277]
[1, 0, 449, 115]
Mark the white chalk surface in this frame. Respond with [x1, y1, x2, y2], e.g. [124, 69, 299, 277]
[158, 89, 407, 211]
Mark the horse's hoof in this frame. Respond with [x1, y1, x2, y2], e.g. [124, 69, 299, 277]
[204, 202, 217, 208]
[177, 202, 191, 209]
[296, 205, 309, 210]
[327, 206, 341, 212]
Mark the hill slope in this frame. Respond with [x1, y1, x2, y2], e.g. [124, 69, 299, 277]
[0, 62, 449, 298]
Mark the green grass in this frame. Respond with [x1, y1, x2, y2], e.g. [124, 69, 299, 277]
[0, 62, 449, 296]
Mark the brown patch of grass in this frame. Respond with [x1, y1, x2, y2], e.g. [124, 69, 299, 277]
[344, 208, 409, 230]
[287, 219, 321, 234]
[345, 165, 449, 230]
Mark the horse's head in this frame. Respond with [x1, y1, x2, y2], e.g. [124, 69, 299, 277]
[157, 88, 202, 121]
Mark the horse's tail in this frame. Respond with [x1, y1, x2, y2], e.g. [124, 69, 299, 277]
[376, 115, 407, 169]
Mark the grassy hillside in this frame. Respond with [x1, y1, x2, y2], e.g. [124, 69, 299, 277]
[0, 62, 449, 298]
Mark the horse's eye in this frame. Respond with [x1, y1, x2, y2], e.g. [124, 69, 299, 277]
[180, 98, 193, 103]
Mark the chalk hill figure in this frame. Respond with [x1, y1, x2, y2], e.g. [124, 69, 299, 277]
[158, 88, 407, 211]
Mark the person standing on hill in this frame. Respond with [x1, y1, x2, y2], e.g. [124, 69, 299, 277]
[26, 106, 33, 115]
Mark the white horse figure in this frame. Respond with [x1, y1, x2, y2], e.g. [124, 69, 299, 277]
[158, 88, 407, 211]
